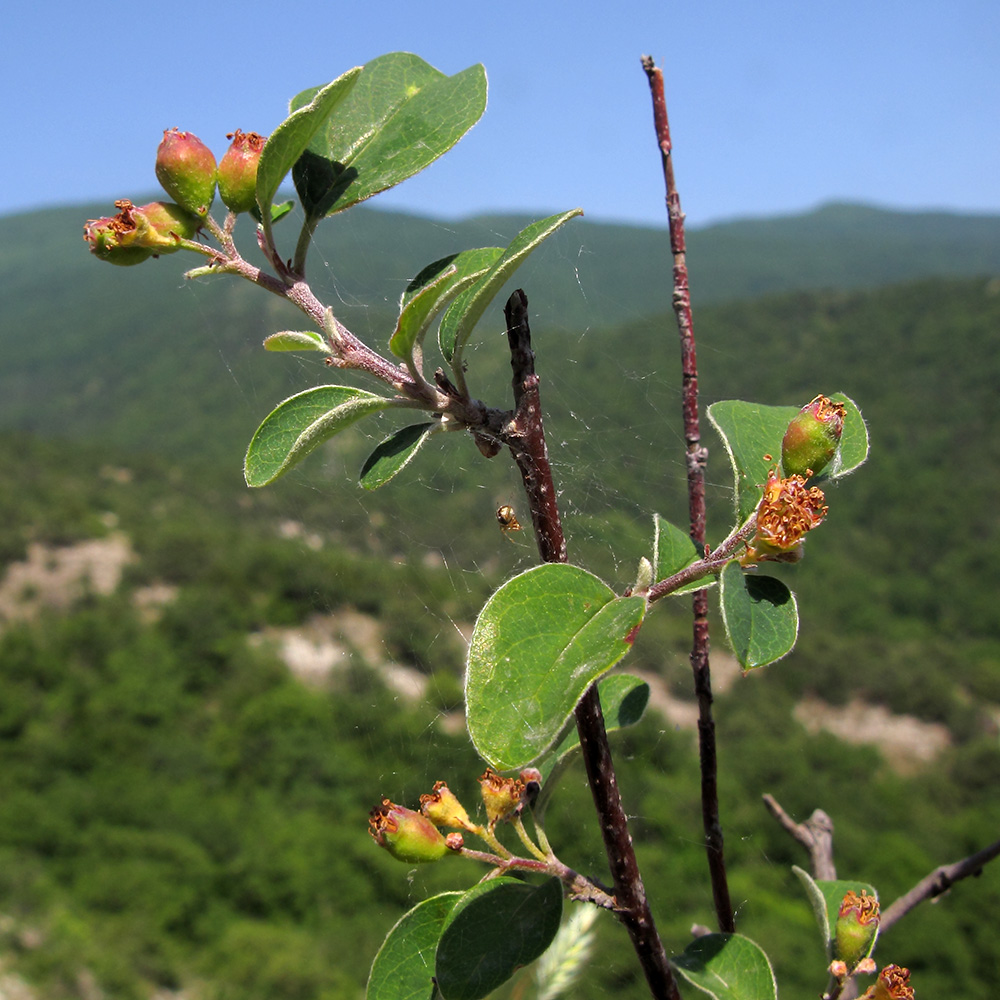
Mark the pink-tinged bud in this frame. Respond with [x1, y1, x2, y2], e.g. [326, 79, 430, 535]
[740, 468, 828, 567]
[781, 395, 846, 478]
[368, 799, 447, 864]
[479, 769, 525, 826]
[445, 832, 465, 851]
[420, 781, 475, 831]
[155, 128, 217, 218]
[520, 768, 543, 810]
[859, 965, 913, 1000]
[834, 890, 880, 970]
[218, 129, 266, 214]
[83, 199, 200, 264]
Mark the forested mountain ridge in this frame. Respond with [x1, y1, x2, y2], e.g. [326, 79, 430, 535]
[2, 199, 999, 467]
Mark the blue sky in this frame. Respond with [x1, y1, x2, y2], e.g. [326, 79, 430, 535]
[3, 0, 997, 228]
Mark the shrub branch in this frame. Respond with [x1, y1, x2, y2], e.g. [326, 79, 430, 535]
[642, 53, 735, 934]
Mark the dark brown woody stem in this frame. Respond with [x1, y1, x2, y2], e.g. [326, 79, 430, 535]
[642, 54, 735, 935]
[501, 290, 680, 1000]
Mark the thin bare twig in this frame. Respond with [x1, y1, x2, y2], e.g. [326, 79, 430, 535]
[642, 54, 735, 934]
[880, 836, 1000, 932]
[502, 290, 680, 1000]
[762, 794, 837, 881]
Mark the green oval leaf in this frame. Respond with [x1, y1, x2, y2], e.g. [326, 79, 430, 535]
[707, 394, 868, 524]
[544, 673, 650, 773]
[436, 878, 563, 1000]
[466, 564, 646, 769]
[535, 673, 650, 816]
[267, 200, 295, 224]
[792, 866, 879, 960]
[367, 892, 462, 1000]
[672, 933, 777, 1000]
[263, 330, 329, 352]
[256, 66, 362, 217]
[719, 562, 798, 670]
[438, 210, 583, 365]
[653, 513, 713, 595]
[244, 385, 395, 487]
[290, 53, 487, 218]
[390, 247, 504, 362]
[359, 421, 438, 491]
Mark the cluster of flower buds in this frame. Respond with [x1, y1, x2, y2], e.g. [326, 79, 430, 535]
[858, 964, 914, 1000]
[370, 768, 544, 865]
[83, 127, 267, 265]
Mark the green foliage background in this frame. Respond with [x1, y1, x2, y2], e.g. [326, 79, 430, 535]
[0, 202, 998, 998]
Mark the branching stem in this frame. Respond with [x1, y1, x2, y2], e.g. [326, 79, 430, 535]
[881, 836, 1000, 931]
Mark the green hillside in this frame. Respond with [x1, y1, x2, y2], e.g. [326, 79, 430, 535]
[0, 432, 997, 1000]
[1, 201, 999, 998]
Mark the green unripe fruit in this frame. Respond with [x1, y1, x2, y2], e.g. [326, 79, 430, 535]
[84, 210, 155, 266]
[420, 781, 474, 831]
[155, 128, 217, 218]
[84, 199, 199, 264]
[369, 799, 448, 863]
[218, 130, 267, 214]
[834, 889, 880, 971]
[781, 395, 846, 478]
[133, 201, 201, 251]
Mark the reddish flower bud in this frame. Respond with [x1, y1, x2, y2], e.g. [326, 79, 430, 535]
[368, 799, 448, 864]
[479, 768, 525, 826]
[740, 468, 828, 566]
[218, 129, 266, 214]
[155, 128, 217, 218]
[83, 199, 200, 264]
[781, 395, 846, 478]
[420, 781, 475, 831]
[860, 965, 913, 1000]
[834, 890, 880, 970]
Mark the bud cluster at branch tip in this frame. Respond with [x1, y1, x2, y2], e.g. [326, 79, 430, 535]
[781, 394, 846, 479]
[859, 965, 914, 1000]
[834, 889, 880, 971]
[86, 125, 270, 266]
[218, 130, 267, 214]
[368, 799, 449, 864]
[83, 200, 201, 265]
[155, 128, 217, 218]
[740, 467, 828, 567]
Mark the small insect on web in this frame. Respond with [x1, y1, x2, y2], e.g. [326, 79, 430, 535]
[496, 504, 522, 537]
